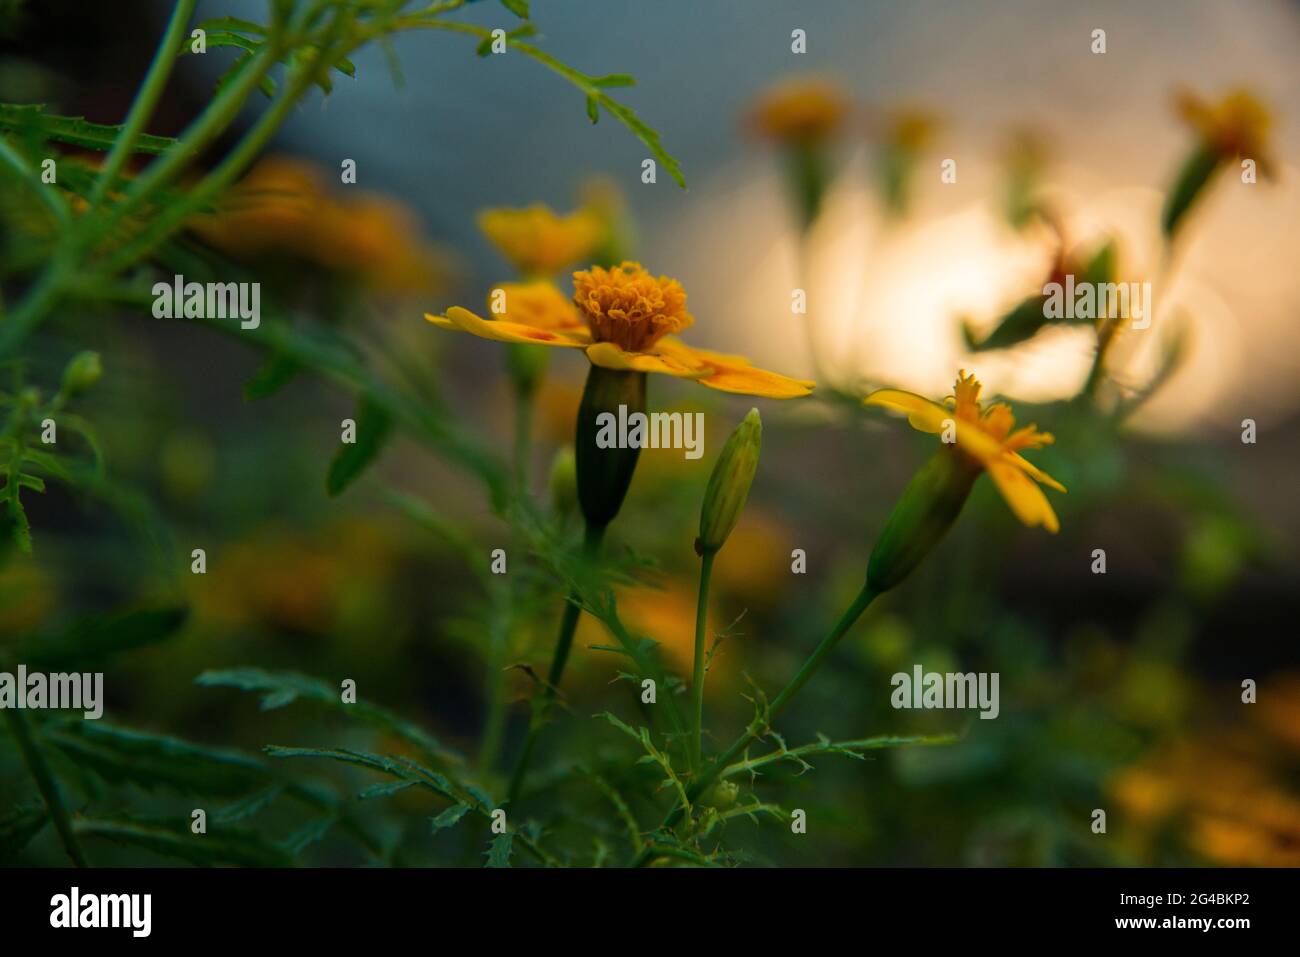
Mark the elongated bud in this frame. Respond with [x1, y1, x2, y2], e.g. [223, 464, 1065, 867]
[1161, 142, 1221, 239]
[866, 448, 980, 594]
[697, 408, 761, 554]
[787, 140, 830, 231]
[60, 350, 102, 397]
[549, 446, 577, 517]
[575, 365, 646, 532]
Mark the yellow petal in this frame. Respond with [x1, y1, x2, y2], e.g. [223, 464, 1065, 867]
[987, 461, 1060, 533]
[864, 389, 951, 434]
[585, 341, 709, 378]
[1007, 452, 1067, 493]
[425, 307, 590, 348]
[658, 339, 815, 398]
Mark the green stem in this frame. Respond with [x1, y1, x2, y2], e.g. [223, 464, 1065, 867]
[89, 0, 198, 207]
[83, 42, 280, 252]
[689, 548, 715, 773]
[512, 386, 533, 495]
[96, 28, 340, 276]
[4, 709, 87, 867]
[0, 137, 71, 227]
[633, 581, 878, 865]
[506, 521, 605, 806]
[475, 579, 511, 774]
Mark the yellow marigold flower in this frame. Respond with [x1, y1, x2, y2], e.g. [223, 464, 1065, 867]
[477, 204, 603, 277]
[865, 371, 1066, 532]
[1176, 87, 1275, 178]
[747, 76, 849, 144]
[427, 262, 814, 399]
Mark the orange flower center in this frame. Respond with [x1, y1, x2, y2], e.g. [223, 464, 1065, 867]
[572, 261, 694, 352]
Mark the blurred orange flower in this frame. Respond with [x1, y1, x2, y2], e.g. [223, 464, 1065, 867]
[192, 156, 450, 294]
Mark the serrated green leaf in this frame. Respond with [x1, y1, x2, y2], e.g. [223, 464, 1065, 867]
[197, 668, 461, 764]
[214, 786, 284, 824]
[75, 817, 292, 867]
[358, 780, 417, 800]
[44, 722, 267, 796]
[485, 832, 513, 867]
[430, 803, 470, 833]
[3, 497, 31, 554]
[17, 605, 188, 671]
[281, 816, 335, 855]
[327, 396, 392, 496]
[0, 103, 177, 154]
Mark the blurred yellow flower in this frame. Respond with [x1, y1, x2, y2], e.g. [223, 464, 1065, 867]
[428, 262, 814, 399]
[1110, 738, 1300, 866]
[489, 281, 582, 331]
[865, 371, 1066, 532]
[748, 76, 849, 144]
[477, 203, 602, 277]
[1176, 88, 1276, 178]
[192, 157, 449, 294]
[871, 106, 941, 153]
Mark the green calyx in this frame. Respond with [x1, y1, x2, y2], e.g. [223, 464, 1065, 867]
[866, 446, 981, 594]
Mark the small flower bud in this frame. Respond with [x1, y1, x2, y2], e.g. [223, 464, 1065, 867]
[697, 408, 761, 555]
[702, 778, 739, 810]
[548, 446, 577, 517]
[60, 351, 101, 397]
[866, 448, 980, 594]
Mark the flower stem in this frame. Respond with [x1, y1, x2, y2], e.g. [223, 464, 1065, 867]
[89, 0, 198, 207]
[632, 581, 878, 864]
[512, 386, 534, 495]
[506, 521, 605, 806]
[688, 548, 716, 773]
[4, 708, 87, 867]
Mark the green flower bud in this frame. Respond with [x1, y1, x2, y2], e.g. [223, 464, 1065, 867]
[866, 448, 980, 594]
[1161, 142, 1221, 239]
[60, 351, 102, 397]
[575, 365, 645, 532]
[548, 446, 577, 518]
[697, 408, 762, 555]
[702, 778, 739, 810]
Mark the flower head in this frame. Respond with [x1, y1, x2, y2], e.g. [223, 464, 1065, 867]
[477, 203, 602, 277]
[872, 106, 941, 154]
[865, 371, 1066, 532]
[573, 261, 693, 351]
[1176, 88, 1275, 178]
[193, 157, 447, 293]
[427, 261, 814, 399]
[748, 77, 849, 145]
